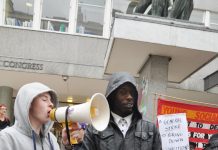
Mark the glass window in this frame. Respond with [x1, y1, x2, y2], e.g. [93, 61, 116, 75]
[41, 0, 70, 32]
[78, 0, 105, 7]
[5, 0, 34, 27]
[77, 1, 105, 36]
[41, 20, 68, 32]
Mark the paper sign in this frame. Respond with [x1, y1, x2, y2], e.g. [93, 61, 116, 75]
[158, 113, 189, 150]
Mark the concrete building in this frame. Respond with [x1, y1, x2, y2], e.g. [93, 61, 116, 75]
[0, 0, 218, 125]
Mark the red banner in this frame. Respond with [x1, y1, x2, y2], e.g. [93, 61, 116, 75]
[157, 98, 218, 150]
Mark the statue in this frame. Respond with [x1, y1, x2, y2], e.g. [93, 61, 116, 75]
[126, 1, 140, 14]
[135, 0, 152, 14]
[152, 0, 169, 17]
[169, 0, 194, 20]
[134, 0, 169, 17]
[132, 0, 193, 20]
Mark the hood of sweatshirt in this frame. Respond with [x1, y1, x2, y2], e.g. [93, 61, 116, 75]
[14, 82, 58, 137]
[105, 72, 142, 119]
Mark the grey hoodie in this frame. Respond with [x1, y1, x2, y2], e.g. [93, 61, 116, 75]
[105, 72, 142, 118]
[0, 82, 60, 150]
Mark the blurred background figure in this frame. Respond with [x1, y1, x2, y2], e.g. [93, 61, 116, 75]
[0, 104, 10, 131]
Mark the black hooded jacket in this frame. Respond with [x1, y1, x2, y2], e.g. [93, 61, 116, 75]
[80, 72, 162, 150]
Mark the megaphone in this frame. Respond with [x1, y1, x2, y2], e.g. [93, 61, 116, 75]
[50, 93, 110, 131]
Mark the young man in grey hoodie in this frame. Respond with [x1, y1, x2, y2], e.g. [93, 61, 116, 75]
[63, 72, 162, 150]
[0, 82, 60, 150]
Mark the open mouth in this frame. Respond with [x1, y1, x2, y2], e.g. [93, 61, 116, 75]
[47, 110, 51, 117]
[126, 103, 133, 108]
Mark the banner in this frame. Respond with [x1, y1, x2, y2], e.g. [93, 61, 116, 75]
[158, 98, 218, 150]
[158, 113, 189, 150]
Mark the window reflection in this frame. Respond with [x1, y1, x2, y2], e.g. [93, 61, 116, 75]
[77, 1, 105, 36]
[5, 0, 34, 27]
[41, 0, 70, 32]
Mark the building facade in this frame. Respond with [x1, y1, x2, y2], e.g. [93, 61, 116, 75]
[0, 0, 218, 128]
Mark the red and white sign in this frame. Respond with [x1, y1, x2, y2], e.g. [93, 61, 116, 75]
[157, 98, 218, 150]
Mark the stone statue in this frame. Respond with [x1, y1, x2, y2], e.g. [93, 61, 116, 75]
[133, 0, 193, 20]
[169, 0, 194, 20]
[134, 0, 152, 14]
[152, 0, 169, 17]
[126, 1, 139, 14]
[134, 0, 169, 17]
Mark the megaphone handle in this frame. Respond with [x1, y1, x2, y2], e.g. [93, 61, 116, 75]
[65, 106, 74, 148]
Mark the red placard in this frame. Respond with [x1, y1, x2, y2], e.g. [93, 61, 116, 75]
[158, 98, 218, 150]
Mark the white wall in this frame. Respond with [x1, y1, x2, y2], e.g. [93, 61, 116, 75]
[194, 0, 218, 12]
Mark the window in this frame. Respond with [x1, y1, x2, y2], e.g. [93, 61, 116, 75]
[5, 0, 34, 27]
[76, 0, 105, 35]
[2, 0, 111, 37]
[41, 0, 71, 32]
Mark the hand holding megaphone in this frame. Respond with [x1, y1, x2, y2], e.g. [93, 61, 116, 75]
[61, 122, 84, 145]
[50, 93, 110, 144]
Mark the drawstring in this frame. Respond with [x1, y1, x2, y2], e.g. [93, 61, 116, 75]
[48, 133, 54, 150]
[65, 106, 74, 149]
[65, 106, 71, 144]
[32, 130, 54, 150]
[32, 130, 37, 150]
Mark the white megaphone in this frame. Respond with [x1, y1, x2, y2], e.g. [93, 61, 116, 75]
[50, 93, 110, 132]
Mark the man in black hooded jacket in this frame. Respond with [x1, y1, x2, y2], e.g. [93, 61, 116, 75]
[62, 72, 162, 150]
[78, 72, 162, 150]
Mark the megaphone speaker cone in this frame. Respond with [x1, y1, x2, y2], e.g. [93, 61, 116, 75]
[49, 93, 110, 132]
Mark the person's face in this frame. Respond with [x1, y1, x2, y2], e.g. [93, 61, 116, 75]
[29, 92, 54, 125]
[0, 106, 7, 115]
[111, 83, 135, 117]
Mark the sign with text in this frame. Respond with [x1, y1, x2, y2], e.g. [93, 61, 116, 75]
[158, 113, 189, 150]
[158, 99, 218, 150]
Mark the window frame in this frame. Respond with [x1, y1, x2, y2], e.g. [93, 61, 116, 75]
[0, 0, 112, 38]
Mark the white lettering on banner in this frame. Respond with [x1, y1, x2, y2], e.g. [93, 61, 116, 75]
[158, 113, 189, 150]
[188, 121, 218, 130]
[193, 132, 205, 138]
